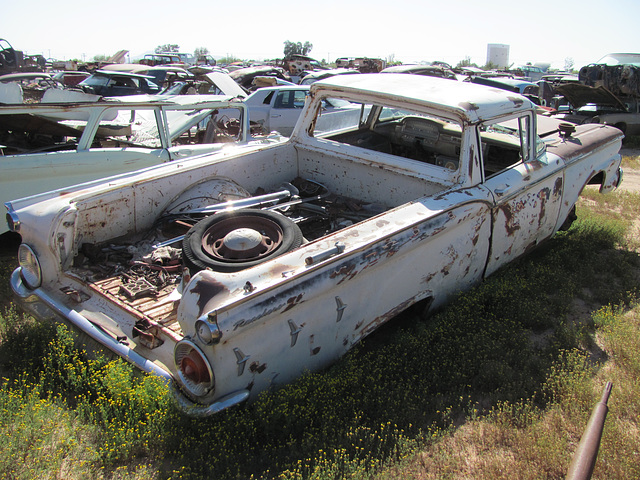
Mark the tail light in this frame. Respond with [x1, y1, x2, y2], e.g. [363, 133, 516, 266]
[174, 340, 214, 398]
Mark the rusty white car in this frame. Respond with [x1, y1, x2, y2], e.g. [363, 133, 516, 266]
[7, 74, 623, 415]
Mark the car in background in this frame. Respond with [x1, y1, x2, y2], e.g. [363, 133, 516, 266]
[548, 53, 640, 137]
[78, 70, 161, 96]
[99, 64, 195, 91]
[380, 63, 457, 80]
[229, 65, 292, 91]
[0, 72, 63, 101]
[514, 65, 546, 82]
[51, 71, 91, 86]
[466, 75, 536, 94]
[553, 83, 640, 137]
[241, 85, 360, 136]
[0, 95, 266, 236]
[299, 68, 360, 85]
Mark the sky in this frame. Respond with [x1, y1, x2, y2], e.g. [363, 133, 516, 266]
[2, 0, 638, 71]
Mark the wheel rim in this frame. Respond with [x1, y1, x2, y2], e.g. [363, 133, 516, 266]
[201, 215, 284, 263]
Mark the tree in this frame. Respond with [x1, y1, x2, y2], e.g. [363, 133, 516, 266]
[218, 54, 241, 65]
[93, 54, 108, 62]
[386, 53, 401, 66]
[455, 56, 478, 69]
[564, 57, 575, 72]
[283, 40, 313, 58]
[194, 47, 209, 57]
[155, 44, 180, 53]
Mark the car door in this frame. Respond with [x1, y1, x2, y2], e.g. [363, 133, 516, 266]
[481, 114, 565, 277]
[269, 89, 307, 136]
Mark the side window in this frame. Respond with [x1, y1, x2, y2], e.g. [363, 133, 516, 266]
[95, 108, 162, 149]
[262, 91, 274, 105]
[293, 90, 307, 108]
[274, 91, 293, 109]
[518, 116, 530, 162]
[480, 114, 536, 178]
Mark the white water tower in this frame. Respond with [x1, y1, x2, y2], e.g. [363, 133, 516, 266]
[487, 44, 510, 68]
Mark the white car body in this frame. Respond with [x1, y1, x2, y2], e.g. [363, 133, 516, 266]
[0, 95, 281, 234]
[8, 74, 623, 415]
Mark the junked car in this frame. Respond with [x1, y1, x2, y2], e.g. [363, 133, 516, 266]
[0, 95, 278, 235]
[239, 85, 360, 136]
[380, 63, 457, 80]
[299, 68, 360, 85]
[78, 70, 161, 96]
[7, 74, 623, 415]
[549, 53, 640, 137]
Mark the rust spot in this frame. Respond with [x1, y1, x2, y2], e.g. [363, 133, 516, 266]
[330, 263, 356, 281]
[249, 362, 267, 374]
[311, 346, 321, 355]
[507, 96, 524, 107]
[268, 263, 296, 279]
[538, 187, 550, 227]
[553, 176, 563, 196]
[282, 293, 304, 312]
[499, 204, 520, 236]
[423, 272, 437, 283]
[458, 101, 479, 111]
[189, 279, 227, 316]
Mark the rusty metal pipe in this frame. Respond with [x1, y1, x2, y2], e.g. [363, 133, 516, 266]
[182, 182, 299, 215]
[566, 381, 613, 480]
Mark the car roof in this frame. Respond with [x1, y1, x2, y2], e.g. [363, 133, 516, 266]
[312, 73, 534, 123]
[93, 70, 157, 80]
[0, 72, 53, 82]
[250, 85, 309, 93]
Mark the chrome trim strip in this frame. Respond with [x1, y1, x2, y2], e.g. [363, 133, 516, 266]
[10, 267, 249, 416]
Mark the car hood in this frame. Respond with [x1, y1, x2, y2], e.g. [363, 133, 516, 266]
[556, 84, 627, 110]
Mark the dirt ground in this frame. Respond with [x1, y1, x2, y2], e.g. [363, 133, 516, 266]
[619, 146, 640, 192]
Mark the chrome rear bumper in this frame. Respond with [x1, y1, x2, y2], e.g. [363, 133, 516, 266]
[10, 267, 249, 416]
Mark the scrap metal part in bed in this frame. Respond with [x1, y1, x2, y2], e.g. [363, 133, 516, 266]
[72, 177, 387, 301]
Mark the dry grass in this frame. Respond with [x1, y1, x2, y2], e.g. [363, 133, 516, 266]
[378, 306, 640, 480]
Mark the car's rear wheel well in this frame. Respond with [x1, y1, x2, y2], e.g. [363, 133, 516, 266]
[587, 171, 604, 186]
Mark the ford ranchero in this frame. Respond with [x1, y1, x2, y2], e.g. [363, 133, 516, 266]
[6, 74, 623, 415]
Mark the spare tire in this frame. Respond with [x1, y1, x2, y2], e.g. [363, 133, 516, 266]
[182, 209, 303, 273]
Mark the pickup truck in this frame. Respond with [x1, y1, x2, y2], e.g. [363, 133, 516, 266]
[7, 74, 623, 415]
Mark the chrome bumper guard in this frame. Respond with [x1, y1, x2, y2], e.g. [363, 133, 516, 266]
[10, 267, 249, 416]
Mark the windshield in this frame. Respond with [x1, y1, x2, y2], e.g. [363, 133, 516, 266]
[80, 75, 109, 87]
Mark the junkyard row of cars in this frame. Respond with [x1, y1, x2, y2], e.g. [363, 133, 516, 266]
[0, 48, 632, 415]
